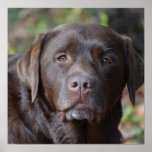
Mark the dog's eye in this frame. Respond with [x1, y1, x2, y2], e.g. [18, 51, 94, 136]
[102, 58, 112, 65]
[57, 55, 67, 62]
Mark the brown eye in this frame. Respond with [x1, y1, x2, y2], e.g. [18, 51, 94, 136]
[102, 58, 112, 65]
[57, 55, 67, 62]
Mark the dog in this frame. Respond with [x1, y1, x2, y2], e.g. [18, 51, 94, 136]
[8, 23, 144, 144]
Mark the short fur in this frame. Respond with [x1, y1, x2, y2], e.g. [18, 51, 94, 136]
[8, 23, 144, 144]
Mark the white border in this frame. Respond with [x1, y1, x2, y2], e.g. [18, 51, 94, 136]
[1, 0, 152, 152]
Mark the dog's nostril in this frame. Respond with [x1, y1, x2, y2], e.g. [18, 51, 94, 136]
[83, 82, 89, 88]
[71, 81, 78, 88]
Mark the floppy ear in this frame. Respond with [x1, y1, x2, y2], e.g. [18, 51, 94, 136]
[122, 35, 144, 105]
[17, 34, 45, 103]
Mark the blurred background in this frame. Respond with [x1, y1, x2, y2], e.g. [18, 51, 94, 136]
[8, 8, 144, 144]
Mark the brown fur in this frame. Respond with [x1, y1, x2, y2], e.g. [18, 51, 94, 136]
[8, 23, 144, 144]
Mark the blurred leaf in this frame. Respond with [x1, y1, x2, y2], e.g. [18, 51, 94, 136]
[122, 105, 133, 122]
[8, 45, 16, 54]
[29, 21, 48, 35]
[132, 127, 144, 143]
[66, 12, 77, 23]
[82, 8, 94, 14]
[99, 12, 109, 27]
[73, 8, 83, 15]
[132, 126, 142, 136]
[131, 114, 143, 123]
[8, 8, 21, 25]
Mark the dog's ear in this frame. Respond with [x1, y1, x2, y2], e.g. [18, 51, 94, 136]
[122, 35, 144, 105]
[17, 34, 45, 103]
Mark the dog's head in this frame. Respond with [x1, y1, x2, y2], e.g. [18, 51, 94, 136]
[17, 23, 144, 123]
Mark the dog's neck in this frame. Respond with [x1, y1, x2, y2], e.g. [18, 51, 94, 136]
[84, 101, 122, 143]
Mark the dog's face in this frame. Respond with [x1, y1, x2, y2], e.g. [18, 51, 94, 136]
[17, 23, 144, 123]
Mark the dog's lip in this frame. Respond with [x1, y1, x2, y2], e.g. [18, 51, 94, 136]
[63, 101, 92, 112]
[71, 103, 90, 110]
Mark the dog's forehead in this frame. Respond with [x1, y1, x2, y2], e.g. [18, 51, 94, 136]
[54, 23, 122, 41]
[45, 24, 124, 55]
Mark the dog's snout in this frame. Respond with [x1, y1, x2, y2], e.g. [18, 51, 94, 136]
[68, 76, 94, 94]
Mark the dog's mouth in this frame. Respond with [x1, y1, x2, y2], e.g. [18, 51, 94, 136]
[58, 101, 102, 123]
[64, 101, 93, 112]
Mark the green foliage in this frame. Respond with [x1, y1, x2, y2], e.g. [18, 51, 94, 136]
[132, 126, 144, 143]
[8, 8, 21, 25]
[122, 105, 133, 122]
[8, 8, 102, 54]
[8, 45, 16, 54]
[122, 103, 144, 123]
[121, 102, 144, 143]
[99, 12, 109, 27]
[29, 21, 48, 35]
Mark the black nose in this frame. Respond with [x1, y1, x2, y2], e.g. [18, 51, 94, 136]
[68, 76, 94, 94]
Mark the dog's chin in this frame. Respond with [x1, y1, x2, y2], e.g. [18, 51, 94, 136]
[65, 109, 94, 122]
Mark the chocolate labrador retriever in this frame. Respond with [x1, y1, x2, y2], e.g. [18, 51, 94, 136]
[8, 23, 144, 144]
